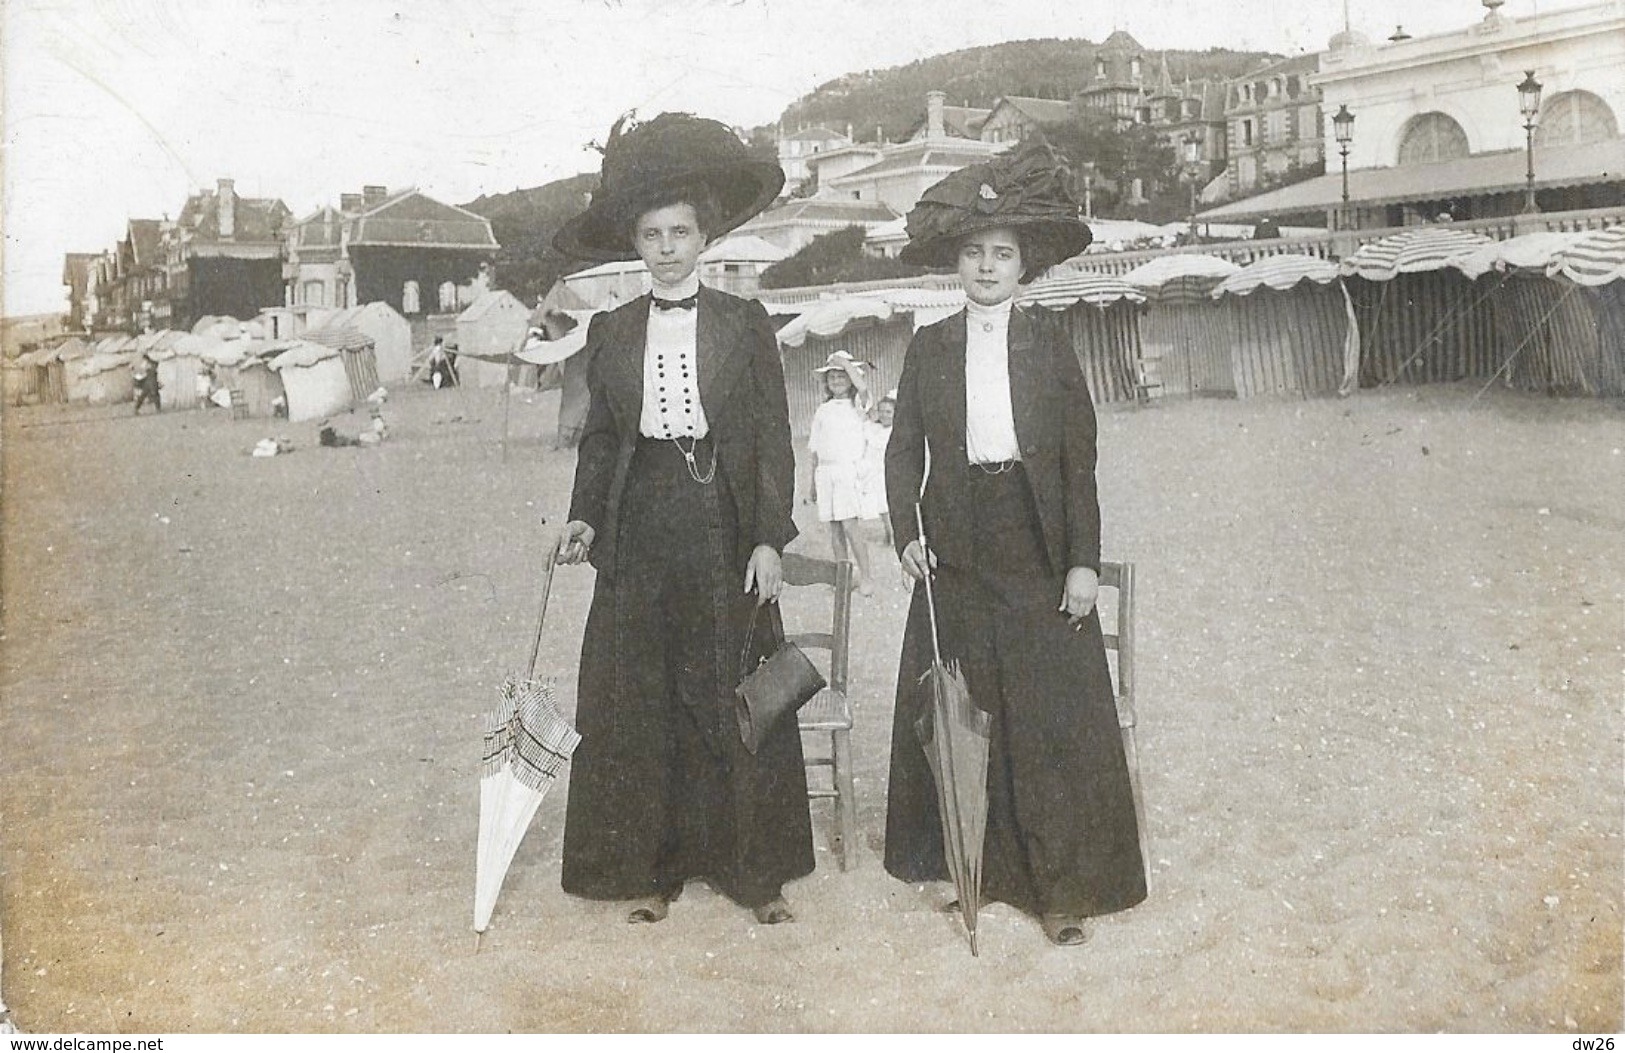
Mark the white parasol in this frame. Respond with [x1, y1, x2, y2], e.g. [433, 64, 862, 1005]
[473, 537, 581, 944]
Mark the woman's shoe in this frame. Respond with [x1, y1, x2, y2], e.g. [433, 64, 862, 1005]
[626, 884, 681, 924]
[1040, 914, 1091, 946]
[751, 896, 795, 925]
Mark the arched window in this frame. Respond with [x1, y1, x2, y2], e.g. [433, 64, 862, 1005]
[301, 279, 325, 307]
[438, 281, 457, 311]
[402, 280, 420, 315]
[1536, 90, 1618, 147]
[1397, 112, 1470, 164]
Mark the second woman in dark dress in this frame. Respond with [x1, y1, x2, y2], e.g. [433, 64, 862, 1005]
[883, 142, 1147, 946]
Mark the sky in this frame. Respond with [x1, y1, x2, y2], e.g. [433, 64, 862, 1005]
[0, 0, 1583, 317]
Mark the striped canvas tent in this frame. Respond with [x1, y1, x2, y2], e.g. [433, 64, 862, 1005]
[1338, 228, 1494, 282]
[1338, 229, 1502, 388]
[1446, 231, 1580, 281]
[1211, 255, 1356, 399]
[1124, 255, 1242, 399]
[1531, 224, 1625, 396]
[1547, 224, 1625, 287]
[1018, 273, 1146, 405]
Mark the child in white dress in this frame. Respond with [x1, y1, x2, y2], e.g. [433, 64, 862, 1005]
[858, 391, 895, 547]
[807, 351, 875, 594]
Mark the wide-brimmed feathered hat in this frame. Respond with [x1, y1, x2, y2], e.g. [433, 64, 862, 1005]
[899, 141, 1092, 283]
[552, 112, 785, 263]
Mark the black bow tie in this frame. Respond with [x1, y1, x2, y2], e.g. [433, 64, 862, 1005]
[651, 293, 698, 311]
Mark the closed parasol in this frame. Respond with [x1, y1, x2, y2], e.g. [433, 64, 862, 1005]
[474, 536, 582, 944]
[913, 503, 992, 957]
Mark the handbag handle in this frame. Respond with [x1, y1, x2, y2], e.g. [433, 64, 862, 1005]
[738, 601, 788, 678]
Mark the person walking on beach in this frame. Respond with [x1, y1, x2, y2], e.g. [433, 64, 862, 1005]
[883, 141, 1147, 947]
[553, 112, 813, 927]
[806, 350, 877, 595]
[132, 354, 161, 415]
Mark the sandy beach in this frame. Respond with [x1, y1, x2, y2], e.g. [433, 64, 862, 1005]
[1, 381, 1620, 1033]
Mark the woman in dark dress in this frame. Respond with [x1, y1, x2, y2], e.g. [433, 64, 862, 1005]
[883, 141, 1147, 946]
[553, 113, 813, 927]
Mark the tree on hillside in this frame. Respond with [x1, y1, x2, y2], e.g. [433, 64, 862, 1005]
[758, 227, 930, 290]
[1034, 117, 1193, 221]
[463, 174, 598, 307]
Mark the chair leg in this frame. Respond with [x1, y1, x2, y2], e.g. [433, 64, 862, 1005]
[831, 727, 857, 871]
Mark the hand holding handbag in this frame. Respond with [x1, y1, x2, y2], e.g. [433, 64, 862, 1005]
[735, 600, 826, 754]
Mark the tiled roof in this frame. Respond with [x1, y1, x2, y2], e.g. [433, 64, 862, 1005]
[1100, 30, 1144, 52]
[744, 196, 898, 226]
[177, 189, 290, 243]
[782, 126, 847, 142]
[127, 220, 163, 266]
[291, 206, 347, 249]
[836, 142, 1002, 179]
[349, 191, 498, 250]
[995, 96, 1072, 125]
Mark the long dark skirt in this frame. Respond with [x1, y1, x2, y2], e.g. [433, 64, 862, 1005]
[562, 438, 815, 909]
[883, 465, 1147, 918]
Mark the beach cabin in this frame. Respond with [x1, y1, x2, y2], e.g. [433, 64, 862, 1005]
[454, 290, 531, 388]
[267, 340, 352, 422]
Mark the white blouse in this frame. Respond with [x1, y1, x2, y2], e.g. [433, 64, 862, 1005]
[638, 274, 710, 439]
[963, 298, 1021, 463]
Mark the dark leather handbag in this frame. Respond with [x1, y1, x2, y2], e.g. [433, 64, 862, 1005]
[735, 601, 826, 754]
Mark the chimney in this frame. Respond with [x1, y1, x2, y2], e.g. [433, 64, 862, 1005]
[363, 185, 388, 207]
[926, 90, 946, 140]
[340, 193, 363, 212]
[217, 178, 236, 239]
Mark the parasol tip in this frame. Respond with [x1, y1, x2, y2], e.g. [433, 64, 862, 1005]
[970, 931, 980, 957]
[474, 930, 484, 954]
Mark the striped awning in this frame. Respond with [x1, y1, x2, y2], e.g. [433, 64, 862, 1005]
[303, 325, 376, 352]
[1338, 228, 1493, 282]
[775, 297, 894, 349]
[1546, 224, 1625, 287]
[1211, 254, 1341, 299]
[1123, 253, 1241, 288]
[1018, 271, 1146, 309]
[1446, 230, 1583, 280]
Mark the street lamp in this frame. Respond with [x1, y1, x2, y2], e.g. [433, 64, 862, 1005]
[1517, 69, 1543, 214]
[1183, 133, 1202, 244]
[1080, 161, 1096, 219]
[1333, 103, 1355, 231]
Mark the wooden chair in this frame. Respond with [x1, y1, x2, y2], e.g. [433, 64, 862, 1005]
[1099, 560, 1152, 888]
[781, 551, 858, 870]
[227, 387, 249, 421]
[1134, 355, 1164, 404]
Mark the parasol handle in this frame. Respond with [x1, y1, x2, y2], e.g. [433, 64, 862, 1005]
[524, 529, 564, 680]
[913, 502, 945, 668]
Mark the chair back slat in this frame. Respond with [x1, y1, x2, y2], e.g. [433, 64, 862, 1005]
[778, 552, 853, 694]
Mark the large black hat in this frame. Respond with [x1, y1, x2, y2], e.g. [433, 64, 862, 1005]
[552, 112, 785, 263]
[899, 141, 1092, 282]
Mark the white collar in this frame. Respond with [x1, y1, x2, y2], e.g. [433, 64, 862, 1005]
[650, 273, 701, 301]
[965, 297, 1014, 323]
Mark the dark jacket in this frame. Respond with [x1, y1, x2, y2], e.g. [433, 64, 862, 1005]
[885, 305, 1101, 576]
[568, 286, 798, 577]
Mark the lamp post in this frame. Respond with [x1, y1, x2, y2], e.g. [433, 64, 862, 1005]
[1080, 161, 1096, 219]
[1183, 133, 1202, 244]
[1517, 69, 1543, 214]
[1333, 103, 1355, 230]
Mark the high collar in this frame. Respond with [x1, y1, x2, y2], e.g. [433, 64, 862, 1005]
[650, 272, 701, 301]
[965, 296, 1015, 322]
